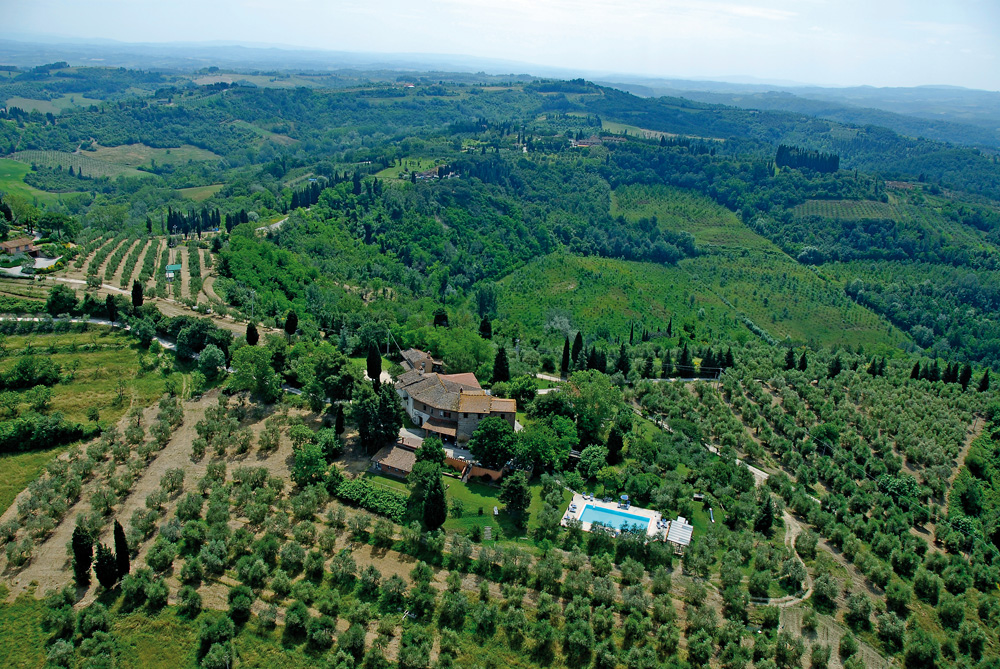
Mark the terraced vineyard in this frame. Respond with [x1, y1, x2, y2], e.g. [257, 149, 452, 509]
[793, 199, 900, 220]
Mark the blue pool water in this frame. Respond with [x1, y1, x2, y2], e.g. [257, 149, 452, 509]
[578, 505, 650, 532]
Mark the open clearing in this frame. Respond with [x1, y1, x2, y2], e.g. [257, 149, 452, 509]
[89, 144, 222, 169]
[177, 184, 223, 201]
[10, 151, 152, 180]
[3, 94, 103, 115]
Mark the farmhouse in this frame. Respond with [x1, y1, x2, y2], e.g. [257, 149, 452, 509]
[371, 434, 497, 480]
[395, 348, 516, 443]
[0, 237, 38, 256]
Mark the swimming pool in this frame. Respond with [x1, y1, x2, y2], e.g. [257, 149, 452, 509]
[578, 505, 651, 532]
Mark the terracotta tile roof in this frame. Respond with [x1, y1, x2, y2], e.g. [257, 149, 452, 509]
[458, 392, 493, 414]
[490, 398, 517, 413]
[440, 373, 481, 389]
[424, 418, 457, 437]
[396, 436, 423, 451]
[401, 348, 442, 372]
[372, 445, 416, 474]
[0, 237, 36, 251]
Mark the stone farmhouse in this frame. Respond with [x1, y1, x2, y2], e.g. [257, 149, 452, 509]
[394, 348, 515, 443]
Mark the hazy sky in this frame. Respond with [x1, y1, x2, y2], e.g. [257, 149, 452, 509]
[7, 0, 1000, 89]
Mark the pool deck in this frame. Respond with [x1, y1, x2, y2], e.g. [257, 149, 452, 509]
[562, 492, 665, 539]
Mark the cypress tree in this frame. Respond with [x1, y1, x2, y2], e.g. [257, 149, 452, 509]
[678, 343, 692, 376]
[616, 344, 630, 376]
[114, 520, 130, 579]
[661, 351, 673, 378]
[131, 281, 143, 309]
[828, 355, 842, 379]
[798, 351, 808, 372]
[911, 362, 921, 380]
[284, 310, 298, 339]
[784, 349, 796, 371]
[423, 474, 447, 531]
[927, 361, 941, 382]
[105, 294, 117, 325]
[724, 347, 735, 369]
[71, 525, 93, 587]
[571, 332, 584, 369]
[367, 344, 382, 392]
[959, 364, 973, 391]
[629, 323, 634, 346]
[492, 346, 510, 384]
[979, 370, 990, 392]
[246, 322, 259, 346]
[666, 318, 672, 338]
[606, 425, 624, 466]
[94, 544, 117, 589]
[479, 316, 492, 340]
[701, 349, 716, 377]
[560, 337, 570, 377]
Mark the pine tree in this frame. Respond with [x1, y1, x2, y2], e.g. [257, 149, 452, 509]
[71, 525, 93, 587]
[94, 543, 117, 589]
[492, 346, 510, 384]
[367, 344, 382, 393]
[959, 364, 973, 391]
[798, 351, 808, 372]
[246, 322, 259, 346]
[114, 520, 130, 579]
[284, 310, 298, 339]
[979, 370, 990, 392]
[479, 316, 492, 340]
[560, 337, 570, 377]
[423, 474, 447, 531]
[784, 349, 796, 371]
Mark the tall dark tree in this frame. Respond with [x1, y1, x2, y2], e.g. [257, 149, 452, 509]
[615, 343, 630, 376]
[71, 525, 93, 587]
[911, 362, 921, 380]
[500, 471, 532, 529]
[114, 520, 130, 579]
[93, 544, 117, 589]
[284, 310, 298, 339]
[827, 355, 843, 379]
[433, 308, 449, 328]
[798, 351, 808, 372]
[423, 475, 447, 531]
[678, 343, 692, 376]
[959, 364, 973, 391]
[979, 369, 990, 393]
[784, 349, 796, 371]
[246, 322, 259, 346]
[492, 346, 510, 384]
[335, 404, 345, 435]
[666, 317, 672, 338]
[367, 344, 382, 392]
[571, 331, 584, 369]
[606, 425, 624, 466]
[660, 350, 673, 378]
[560, 337, 570, 377]
[131, 281, 143, 310]
[105, 294, 117, 326]
[479, 316, 493, 340]
[724, 347, 735, 369]
[629, 323, 634, 346]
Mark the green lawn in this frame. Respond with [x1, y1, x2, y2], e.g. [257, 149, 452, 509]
[177, 184, 224, 202]
[0, 446, 67, 515]
[0, 587, 47, 669]
[0, 158, 64, 206]
[4, 93, 103, 115]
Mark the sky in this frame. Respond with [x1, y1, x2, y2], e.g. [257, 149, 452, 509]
[5, 0, 1000, 90]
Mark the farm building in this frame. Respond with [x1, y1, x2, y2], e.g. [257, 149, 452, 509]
[0, 237, 38, 256]
[371, 434, 498, 481]
[394, 351, 516, 443]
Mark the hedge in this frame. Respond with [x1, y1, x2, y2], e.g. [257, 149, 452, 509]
[0, 412, 95, 454]
[335, 478, 408, 523]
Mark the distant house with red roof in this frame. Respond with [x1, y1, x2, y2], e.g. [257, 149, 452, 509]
[395, 348, 516, 443]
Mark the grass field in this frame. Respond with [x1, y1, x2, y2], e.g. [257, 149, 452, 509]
[792, 199, 899, 220]
[10, 151, 152, 180]
[0, 159, 65, 205]
[177, 184, 224, 201]
[0, 447, 68, 516]
[375, 157, 443, 179]
[89, 143, 221, 169]
[3, 93, 103, 115]
[224, 120, 297, 146]
[0, 329, 168, 425]
[0, 588, 47, 669]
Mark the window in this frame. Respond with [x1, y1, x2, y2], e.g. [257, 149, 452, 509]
[463, 413, 468, 418]
[500, 414, 505, 419]
[444, 412, 451, 418]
